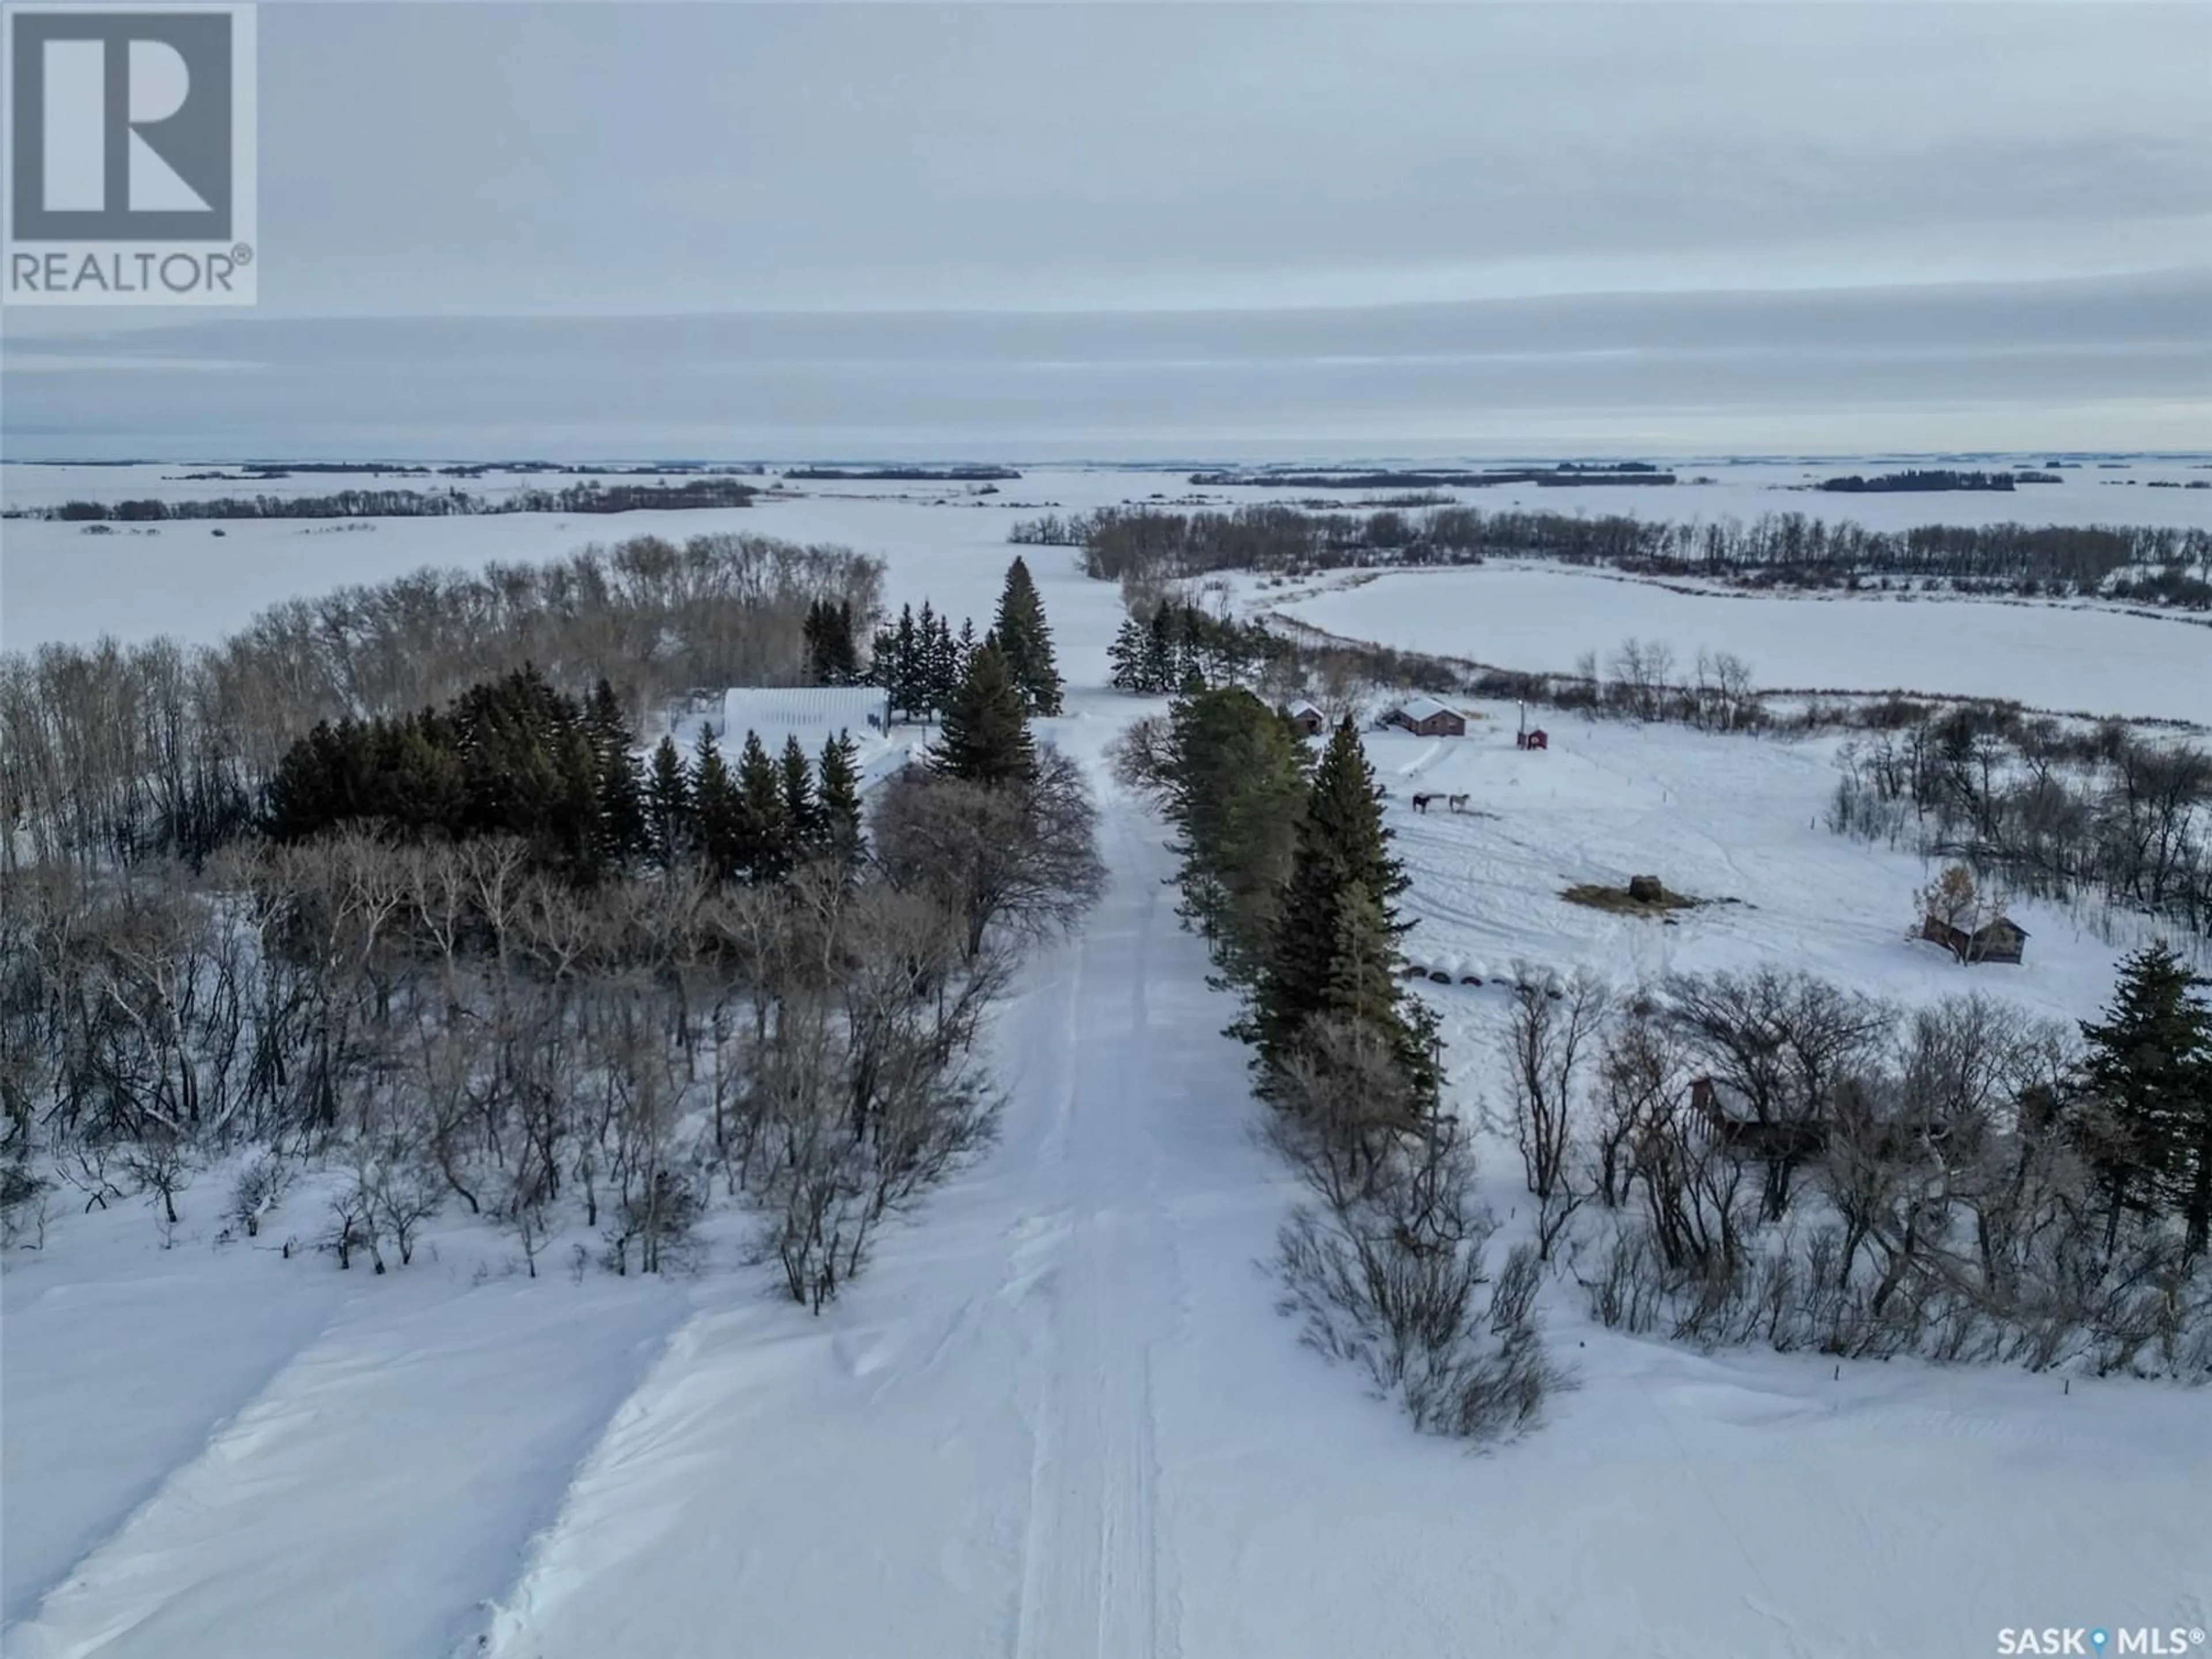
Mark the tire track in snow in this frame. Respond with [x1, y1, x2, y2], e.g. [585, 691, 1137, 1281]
[13, 1279, 681, 1659]
[1010, 810, 1182, 1659]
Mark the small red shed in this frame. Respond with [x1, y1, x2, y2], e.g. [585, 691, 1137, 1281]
[1518, 728, 1549, 751]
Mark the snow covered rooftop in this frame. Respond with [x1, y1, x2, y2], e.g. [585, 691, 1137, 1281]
[718, 685, 891, 752]
[1389, 695, 1457, 722]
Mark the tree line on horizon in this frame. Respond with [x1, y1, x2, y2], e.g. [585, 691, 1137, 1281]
[8, 477, 760, 523]
[1021, 502, 2212, 609]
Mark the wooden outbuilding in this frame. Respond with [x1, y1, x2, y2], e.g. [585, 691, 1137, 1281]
[1921, 913, 2028, 965]
[1383, 696, 1467, 738]
[1282, 699, 1326, 738]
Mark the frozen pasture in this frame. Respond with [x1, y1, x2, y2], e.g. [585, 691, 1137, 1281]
[1271, 563, 2212, 726]
[1356, 710, 2152, 1053]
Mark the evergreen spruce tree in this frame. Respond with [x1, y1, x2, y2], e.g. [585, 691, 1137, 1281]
[1160, 687, 1309, 988]
[779, 734, 820, 853]
[448, 665, 600, 877]
[816, 729, 865, 866]
[1142, 601, 1177, 693]
[2078, 942, 2212, 1255]
[803, 600, 834, 685]
[828, 600, 861, 684]
[992, 556, 1064, 716]
[876, 604, 919, 721]
[737, 729, 793, 882]
[805, 597, 861, 685]
[1108, 615, 1149, 692]
[691, 727, 744, 880]
[1319, 883, 1441, 1110]
[645, 734, 692, 869]
[916, 603, 964, 721]
[1166, 602, 1197, 688]
[585, 679, 647, 873]
[930, 642, 1035, 788]
[869, 616, 899, 711]
[1254, 717, 1424, 1104]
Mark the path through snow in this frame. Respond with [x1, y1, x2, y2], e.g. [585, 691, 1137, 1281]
[9, 785, 2210, 1658]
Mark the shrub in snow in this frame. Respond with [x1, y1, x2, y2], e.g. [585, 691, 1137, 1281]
[1, 1160, 52, 1249]
[1276, 1133, 1565, 1442]
[1268, 1023, 1567, 1441]
[227, 1154, 293, 1238]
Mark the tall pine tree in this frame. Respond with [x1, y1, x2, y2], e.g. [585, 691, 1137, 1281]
[817, 729, 864, 866]
[1108, 614, 1150, 693]
[805, 599, 862, 686]
[1161, 687, 1309, 987]
[874, 604, 921, 721]
[1253, 717, 1428, 1107]
[645, 734, 692, 870]
[779, 734, 820, 853]
[691, 727, 744, 880]
[993, 556, 1064, 716]
[1143, 601, 1178, 693]
[737, 729, 794, 882]
[830, 601, 861, 684]
[931, 642, 1035, 788]
[585, 679, 646, 874]
[2078, 942, 2212, 1255]
[918, 602, 963, 721]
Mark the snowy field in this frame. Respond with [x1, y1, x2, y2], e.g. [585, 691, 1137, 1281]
[7, 461, 2212, 1658]
[1270, 564, 2212, 726]
[1367, 712, 2142, 1020]
[6, 453, 2211, 653]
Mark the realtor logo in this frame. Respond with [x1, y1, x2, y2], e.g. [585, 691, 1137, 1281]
[4, 3, 256, 304]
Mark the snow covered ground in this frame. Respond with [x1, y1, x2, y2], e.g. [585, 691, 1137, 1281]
[7, 454, 2210, 652]
[7, 463, 2212, 1658]
[1269, 563, 2212, 726]
[11, 735, 2210, 1659]
[1365, 711, 2145, 1019]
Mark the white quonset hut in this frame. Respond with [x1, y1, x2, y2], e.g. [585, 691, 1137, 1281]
[717, 686, 892, 755]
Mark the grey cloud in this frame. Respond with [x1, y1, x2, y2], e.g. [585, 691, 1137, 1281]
[3, 3, 2205, 452]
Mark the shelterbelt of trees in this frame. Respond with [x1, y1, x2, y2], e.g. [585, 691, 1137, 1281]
[1013, 502, 2212, 609]
[5, 476, 759, 522]
[2, 548, 1104, 1312]
[0, 534, 881, 874]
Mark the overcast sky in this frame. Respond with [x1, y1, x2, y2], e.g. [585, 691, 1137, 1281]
[4, 2, 2207, 457]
